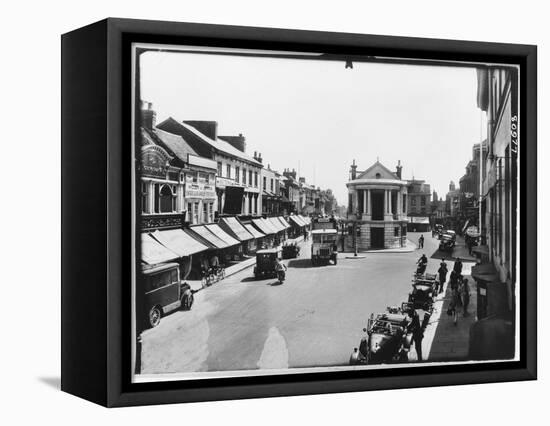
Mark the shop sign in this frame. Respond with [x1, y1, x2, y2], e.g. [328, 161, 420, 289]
[185, 182, 216, 199]
[141, 146, 170, 178]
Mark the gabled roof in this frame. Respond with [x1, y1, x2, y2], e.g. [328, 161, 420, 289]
[150, 128, 198, 163]
[157, 117, 262, 167]
[356, 161, 399, 180]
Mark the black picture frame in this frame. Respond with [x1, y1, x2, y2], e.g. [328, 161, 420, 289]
[61, 18, 537, 407]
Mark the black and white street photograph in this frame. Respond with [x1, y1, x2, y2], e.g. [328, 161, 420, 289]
[132, 44, 519, 381]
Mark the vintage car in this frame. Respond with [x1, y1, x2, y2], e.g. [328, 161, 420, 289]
[282, 240, 300, 259]
[253, 248, 281, 279]
[408, 275, 437, 313]
[142, 263, 194, 328]
[439, 232, 456, 252]
[349, 311, 412, 365]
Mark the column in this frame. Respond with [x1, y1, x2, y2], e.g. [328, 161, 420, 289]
[148, 181, 155, 214]
[367, 189, 371, 215]
[383, 190, 387, 214]
[389, 190, 393, 215]
[397, 189, 402, 218]
[363, 189, 367, 215]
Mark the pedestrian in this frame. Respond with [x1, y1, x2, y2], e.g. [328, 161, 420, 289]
[437, 258, 448, 295]
[418, 234, 424, 249]
[408, 310, 424, 361]
[448, 285, 460, 326]
[462, 278, 470, 317]
[453, 257, 463, 275]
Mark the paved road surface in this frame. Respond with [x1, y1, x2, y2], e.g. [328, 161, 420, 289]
[140, 232, 453, 374]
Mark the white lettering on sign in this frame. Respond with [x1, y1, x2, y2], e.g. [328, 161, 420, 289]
[185, 183, 216, 199]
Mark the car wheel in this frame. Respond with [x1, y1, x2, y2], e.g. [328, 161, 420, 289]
[149, 306, 161, 328]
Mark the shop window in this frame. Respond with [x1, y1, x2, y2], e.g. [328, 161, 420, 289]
[158, 184, 176, 213]
[193, 202, 199, 224]
[394, 227, 400, 236]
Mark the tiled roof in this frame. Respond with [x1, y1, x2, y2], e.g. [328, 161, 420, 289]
[150, 128, 198, 163]
[159, 118, 262, 167]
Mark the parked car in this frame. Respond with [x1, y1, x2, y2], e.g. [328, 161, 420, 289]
[142, 263, 194, 328]
[439, 233, 456, 252]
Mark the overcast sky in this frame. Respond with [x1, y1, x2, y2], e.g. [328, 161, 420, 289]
[140, 48, 486, 205]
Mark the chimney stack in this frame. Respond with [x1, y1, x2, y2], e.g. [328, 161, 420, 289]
[184, 121, 218, 140]
[350, 159, 357, 180]
[396, 160, 402, 179]
[141, 101, 156, 130]
[218, 134, 246, 152]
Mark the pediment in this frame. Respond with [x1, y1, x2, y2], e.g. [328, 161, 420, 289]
[357, 161, 398, 180]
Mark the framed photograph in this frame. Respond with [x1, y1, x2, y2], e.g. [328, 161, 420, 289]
[61, 18, 536, 407]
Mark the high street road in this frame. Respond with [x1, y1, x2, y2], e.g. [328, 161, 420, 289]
[139, 232, 464, 375]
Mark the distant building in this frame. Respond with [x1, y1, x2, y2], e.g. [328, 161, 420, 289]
[459, 140, 488, 225]
[346, 160, 408, 250]
[406, 179, 431, 216]
[261, 163, 283, 215]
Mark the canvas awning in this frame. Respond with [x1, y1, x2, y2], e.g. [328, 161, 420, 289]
[276, 216, 291, 229]
[219, 217, 254, 241]
[187, 225, 230, 249]
[408, 216, 430, 224]
[244, 223, 265, 239]
[471, 262, 499, 283]
[299, 215, 311, 225]
[289, 215, 306, 227]
[141, 233, 179, 265]
[252, 218, 275, 235]
[267, 217, 285, 232]
[205, 224, 240, 247]
[150, 229, 208, 257]
[261, 217, 280, 234]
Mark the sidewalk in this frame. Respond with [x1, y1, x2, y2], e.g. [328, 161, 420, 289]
[423, 263, 478, 361]
[342, 238, 417, 254]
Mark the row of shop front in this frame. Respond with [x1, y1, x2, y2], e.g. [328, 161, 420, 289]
[141, 214, 311, 280]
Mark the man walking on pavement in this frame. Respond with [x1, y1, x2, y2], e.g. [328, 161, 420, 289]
[418, 234, 424, 249]
[437, 258, 448, 295]
[453, 257, 463, 275]
[408, 310, 424, 361]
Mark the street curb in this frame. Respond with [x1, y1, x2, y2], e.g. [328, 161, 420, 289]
[190, 236, 308, 293]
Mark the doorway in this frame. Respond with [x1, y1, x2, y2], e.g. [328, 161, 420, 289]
[371, 227, 384, 249]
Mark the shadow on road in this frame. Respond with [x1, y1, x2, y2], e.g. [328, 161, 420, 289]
[287, 258, 312, 269]
[240, 276, 260, 283]
[267, 281, 283, 286]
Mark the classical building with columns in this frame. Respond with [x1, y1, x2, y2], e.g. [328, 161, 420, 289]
[346, 160, 408, 250]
